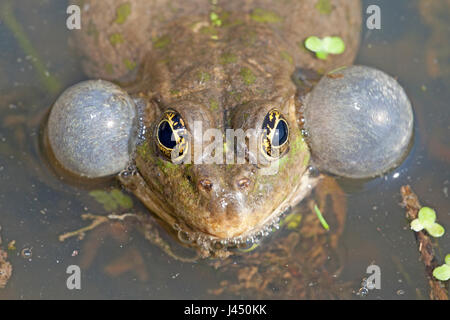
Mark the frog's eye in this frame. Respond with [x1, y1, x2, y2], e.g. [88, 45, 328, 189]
[156, 110, 189, 163]
[260, 109, 289, 160]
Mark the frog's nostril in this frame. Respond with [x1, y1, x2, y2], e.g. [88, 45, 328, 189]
[198, 179, 213, 192]
[236, 177, 251, 190]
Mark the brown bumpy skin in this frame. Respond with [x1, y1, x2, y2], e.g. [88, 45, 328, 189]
[72, 0, 361, 244]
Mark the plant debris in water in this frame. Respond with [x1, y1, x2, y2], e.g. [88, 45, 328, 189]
[400, 185, 448, 300]
[0, 226, 12, 289]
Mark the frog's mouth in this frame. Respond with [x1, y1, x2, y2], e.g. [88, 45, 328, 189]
[120, 167, 318, 256]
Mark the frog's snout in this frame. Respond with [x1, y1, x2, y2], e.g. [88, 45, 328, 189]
[302, 65, 414, 179]
[47, 80, 138, 178]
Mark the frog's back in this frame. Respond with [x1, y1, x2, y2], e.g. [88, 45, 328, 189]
[74, 0, 361, 82]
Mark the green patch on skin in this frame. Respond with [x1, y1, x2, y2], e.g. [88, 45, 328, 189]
[315, 0, 333, 15]
[279, 135, 309, 170]
[302, 151, 310, 167]
[228, 90, 242, 103]
[137, 141, 154, 164]
[200, 26, 218, 36]
[240, 67, 256, 85]
[197, 71, 211, 82]
[291, 135, 307, 153]
[153, 35, 171, 49]
[104, 63, 114, 75]
[89, 189, 133, 212]
[250, 8, 282, 23]
[109, 33, 124, 46]
[304, 36, 345, 60]
[220, 52, 237, 64]
[123, 59, 136, 71]
[158, 58, 171, 65]
[209, 98, 219, 111]
[210, 12, 222, 27]
[220, 11, 244, 28]
[280, 50, 294, 65]
[114, 3, 131, 24]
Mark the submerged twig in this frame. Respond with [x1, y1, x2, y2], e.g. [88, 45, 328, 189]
[400, 185, 448, 300]
[58, 213, 137, 242]
[0, 0, 61, 94]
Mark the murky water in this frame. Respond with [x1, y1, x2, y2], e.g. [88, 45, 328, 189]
[0, 0, 448, 299]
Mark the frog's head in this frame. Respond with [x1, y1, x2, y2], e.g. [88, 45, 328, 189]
[46, 66, 414, 247]
[135, 96, 310, 242]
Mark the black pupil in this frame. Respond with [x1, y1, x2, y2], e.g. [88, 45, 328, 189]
[272, 120, 288, 147]
[158, 121, 176, 149]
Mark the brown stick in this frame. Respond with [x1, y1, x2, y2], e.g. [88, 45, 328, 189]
[400, 185, 448, 300]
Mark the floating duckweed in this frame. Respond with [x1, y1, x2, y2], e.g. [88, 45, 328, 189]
[410, 207, 445, 238]
[123, 58, 136, 71]
[89, 189, 133, 211]
[250, 8, 282, 23]
[210, 12, 222, 27]
[240, 67, 256, 85]
[315, 0, 332, 15]
[109, 33, 124, 46]
[114, 3, 131, 24]
[304, 36, 345, 60]
[314, 205, 329, 230]
[280, 212, 303, 230]
[433, 254, 450, 281]
[220, 52, 237, 64]
[153, 35, 171, 49]
[110, 189, 133, 209]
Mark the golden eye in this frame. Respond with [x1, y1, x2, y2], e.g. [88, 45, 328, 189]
[260, 109, 289, 160]
[156, 110, 189, 163]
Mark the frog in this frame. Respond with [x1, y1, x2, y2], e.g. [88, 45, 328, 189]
[46, 0, 414, 260]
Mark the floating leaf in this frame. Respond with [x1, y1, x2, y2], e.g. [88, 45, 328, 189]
[89, 189, 133, 212]
[433, 264, 450, 281]
[304, 36, 345, 60]
[410, 219, 424, 232]
[322, 36, 345, 54]
[110, 189, 133, 210]
[418, 207, 436, 228]
[446, 254, 450, 266]
[427, 223, 445, 238]
[89, 190, 118, 211]
[304, 36, 323, 52]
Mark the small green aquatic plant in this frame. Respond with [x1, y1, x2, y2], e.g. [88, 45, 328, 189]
[89, 189, 133, 212]
[433, 254, 450, 281]
[410, 207, 445, 238]
[314, 204, 329, 231]
[304, 36, 345, 60]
